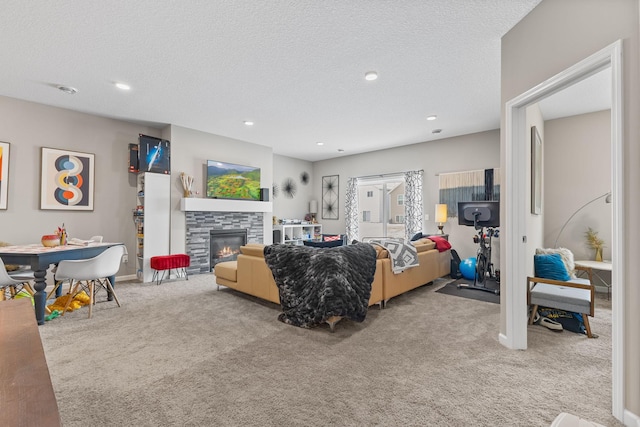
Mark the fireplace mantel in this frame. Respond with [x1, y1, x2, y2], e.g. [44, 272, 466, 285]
[180, 197, 272, 213]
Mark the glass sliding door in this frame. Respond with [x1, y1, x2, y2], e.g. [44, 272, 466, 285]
[356, 176, 405, 240]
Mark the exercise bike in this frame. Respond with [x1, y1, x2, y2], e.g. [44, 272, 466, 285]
[457, 211, 500, 295]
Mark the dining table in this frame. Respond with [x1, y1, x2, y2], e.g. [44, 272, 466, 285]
[0, 242, 123, 325]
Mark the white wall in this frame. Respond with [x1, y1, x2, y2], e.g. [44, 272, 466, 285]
[313, 129, 501, 261]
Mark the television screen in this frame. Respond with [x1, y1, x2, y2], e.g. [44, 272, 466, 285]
[206, 160, 261, 200]
[138, 134, 170, 174]
[458, 201, 500, 228]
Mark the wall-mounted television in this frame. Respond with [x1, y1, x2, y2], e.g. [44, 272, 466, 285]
[138, 134, 170, 174]
[206, 160, 261, 201]
[458, 201, 500, 229]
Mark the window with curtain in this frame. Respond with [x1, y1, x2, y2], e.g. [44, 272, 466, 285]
[345, 170, 423, 242]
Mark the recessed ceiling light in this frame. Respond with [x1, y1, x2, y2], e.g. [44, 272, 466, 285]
[243, 121, 254, 126]
[432, 129, 442, 134]
[115, 82, 131, 91]
[364, 71, 378, 81]
[316, 142, 324, 146]
[426, 115, 437, 121]
[57, 85, 78, 95]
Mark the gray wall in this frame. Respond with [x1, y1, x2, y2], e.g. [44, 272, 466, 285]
[502, 0, 639, 417]
[0, 94, 499, 274]
[543, 110, 611, 260]
[272, 154, 314, 223]
[167, 125, 274, 254]
[313, 129, 501, 261]
[0, 96, 161, 277]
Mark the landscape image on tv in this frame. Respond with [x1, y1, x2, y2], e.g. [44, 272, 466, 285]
[206, 160, 261, 200]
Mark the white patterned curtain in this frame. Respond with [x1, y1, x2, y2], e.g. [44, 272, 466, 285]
[404, 170, 423, 241]
[345, 177, 359, 243]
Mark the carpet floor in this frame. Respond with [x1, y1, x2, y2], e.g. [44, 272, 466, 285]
[38, 275, 621, 427]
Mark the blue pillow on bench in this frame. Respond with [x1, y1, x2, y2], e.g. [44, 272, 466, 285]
[534, 253, 571, 281]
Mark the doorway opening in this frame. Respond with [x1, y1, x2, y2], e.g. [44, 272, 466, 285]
[503, 40, 624, 419]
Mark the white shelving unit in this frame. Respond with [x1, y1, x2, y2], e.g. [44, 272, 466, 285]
[134, 173, 170, 282]
[275, 224, 322, 245]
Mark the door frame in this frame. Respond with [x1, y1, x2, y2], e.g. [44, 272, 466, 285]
[501, 40, 624, 420]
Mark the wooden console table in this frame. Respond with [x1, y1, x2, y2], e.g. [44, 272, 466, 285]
[0, 298, 61, 426]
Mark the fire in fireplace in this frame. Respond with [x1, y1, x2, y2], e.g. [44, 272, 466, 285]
[210, 229, 248, 271]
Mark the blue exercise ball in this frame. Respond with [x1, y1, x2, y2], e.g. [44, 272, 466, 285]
[460, 257, 476, 280]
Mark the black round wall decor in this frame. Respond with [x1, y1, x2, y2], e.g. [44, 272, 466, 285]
[282, 178, 297, 198]
[300, 171, 309, 185]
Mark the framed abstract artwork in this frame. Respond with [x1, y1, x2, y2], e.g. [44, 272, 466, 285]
[0, 142, 9, 209]
[322, 175, 339, 220]
[40, 147, 95, 211]
[531, 126, 542, 215]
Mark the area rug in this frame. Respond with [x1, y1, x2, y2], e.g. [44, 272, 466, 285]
[435, 278, 500, 304]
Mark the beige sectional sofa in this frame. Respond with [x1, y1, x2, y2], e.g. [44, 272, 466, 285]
[375, 237, 451, 303]
[214, 238, 450, 307]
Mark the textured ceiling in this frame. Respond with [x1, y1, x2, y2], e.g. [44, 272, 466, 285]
[1, 1, 546, 161]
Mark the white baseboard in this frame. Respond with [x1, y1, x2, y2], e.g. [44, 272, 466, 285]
[624, 409, 640, 427]
[498, 333, 509, 347]
[116, 274, 139, 283]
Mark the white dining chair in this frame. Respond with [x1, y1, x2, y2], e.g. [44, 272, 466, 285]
[8, 268, 35, 282]
[46, 236, 104, 299]
[0, 258, 35, 301]
[55, 245, 125, 318]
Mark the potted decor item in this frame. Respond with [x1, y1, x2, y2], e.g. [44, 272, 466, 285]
[585, 227, 605, 262]
[41, 234, 60, 247]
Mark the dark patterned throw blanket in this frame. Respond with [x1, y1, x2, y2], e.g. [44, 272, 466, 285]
[368, 238, 419, 274]
[263, 243, 377, 328]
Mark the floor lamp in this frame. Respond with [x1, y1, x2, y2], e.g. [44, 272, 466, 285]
[553, 192, 611, 248]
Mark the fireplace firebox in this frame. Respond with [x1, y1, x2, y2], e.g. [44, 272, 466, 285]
[210, 229, 248, 271]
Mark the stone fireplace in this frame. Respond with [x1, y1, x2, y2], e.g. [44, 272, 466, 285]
[185, 210, 264, 274]
[210, 229, 247, 270]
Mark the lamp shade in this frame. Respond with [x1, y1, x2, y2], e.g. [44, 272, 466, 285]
[435, 204, 448, 223]
[309, 200, 318, 214]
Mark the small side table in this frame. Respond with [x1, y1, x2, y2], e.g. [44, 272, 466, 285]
[574, 259, 612, 300]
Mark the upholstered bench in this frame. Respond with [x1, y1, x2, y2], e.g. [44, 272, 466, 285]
[527, 276, 594, 337]
[150, 254, 190, 285]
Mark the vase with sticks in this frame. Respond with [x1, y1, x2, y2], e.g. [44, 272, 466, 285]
[585, 227, 605, 262]
[180, 172, 194, 198]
